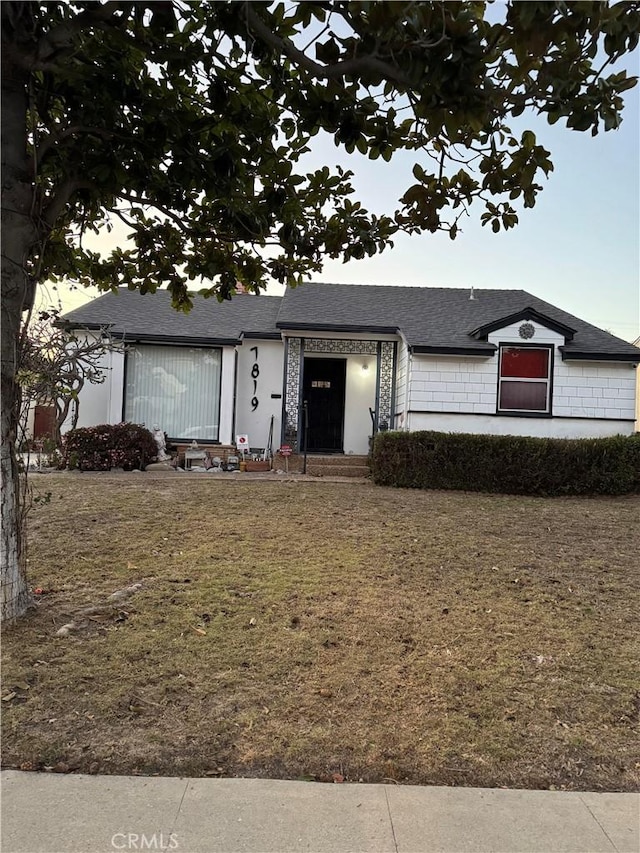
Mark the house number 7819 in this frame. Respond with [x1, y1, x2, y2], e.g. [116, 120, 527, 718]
[250, 346, 259, 411]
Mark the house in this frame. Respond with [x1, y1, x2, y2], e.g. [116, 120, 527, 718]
[61, 284, 639, 455]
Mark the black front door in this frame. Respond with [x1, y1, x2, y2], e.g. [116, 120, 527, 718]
[302, 358, 346, 453]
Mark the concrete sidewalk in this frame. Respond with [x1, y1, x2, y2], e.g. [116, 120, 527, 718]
[1, 771, 638, 853]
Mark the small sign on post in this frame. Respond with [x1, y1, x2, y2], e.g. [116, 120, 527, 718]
[236, 434, 249, 460]
[278, 444, 292, 473]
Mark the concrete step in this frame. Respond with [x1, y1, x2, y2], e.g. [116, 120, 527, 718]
[306, 454, 369, 466]
[307, 463, 370, 478]
[276, 454, 370, 476]
[305, 455, 370, 478]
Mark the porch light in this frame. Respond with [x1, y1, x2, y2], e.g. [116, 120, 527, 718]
[362, 362, 369, 371]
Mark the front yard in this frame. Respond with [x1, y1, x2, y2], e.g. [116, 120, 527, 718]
[2, 474, 638, 791]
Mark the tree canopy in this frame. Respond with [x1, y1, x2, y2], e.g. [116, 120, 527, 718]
[2, 0, 639, 621]
[4, 1, 639, 312]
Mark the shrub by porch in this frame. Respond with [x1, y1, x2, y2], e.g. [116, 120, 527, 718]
[371, 430, 640, 496]
[63, 423, 157, 471]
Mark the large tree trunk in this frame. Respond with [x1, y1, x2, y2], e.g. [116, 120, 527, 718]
[1, 45, 38, 622]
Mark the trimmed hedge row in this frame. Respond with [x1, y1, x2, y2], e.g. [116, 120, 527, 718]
[64, 423, 157, 471]
[371, 430, 640, 496]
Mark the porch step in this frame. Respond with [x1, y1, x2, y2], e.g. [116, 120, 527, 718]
[307, 463, 370, 479]
[299, 454, 370, 478]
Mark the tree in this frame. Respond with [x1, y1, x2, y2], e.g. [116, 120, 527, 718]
[2, 1, 639, 620]
[17, 309, 113, 448]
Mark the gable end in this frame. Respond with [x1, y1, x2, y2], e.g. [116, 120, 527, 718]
[470, 307, 576, 342]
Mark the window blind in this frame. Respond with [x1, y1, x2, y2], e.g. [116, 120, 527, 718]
[125, 345, 221, 440]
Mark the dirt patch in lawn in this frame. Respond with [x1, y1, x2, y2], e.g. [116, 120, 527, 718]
[2, 473, 639, 790]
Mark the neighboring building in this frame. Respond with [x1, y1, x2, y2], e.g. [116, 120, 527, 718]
[634, 335, 640, 430]
[21, 401, 56, 445]
[61, 284, 639, 454]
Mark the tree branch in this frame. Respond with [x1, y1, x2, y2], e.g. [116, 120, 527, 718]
[243, 3, 414, 89]
[35, 126, 117, 168]
[4, 2, 126, 71]
[41, 177, 95, 230]
[118, 193, 191, 234]
[36, 1, 124, 63]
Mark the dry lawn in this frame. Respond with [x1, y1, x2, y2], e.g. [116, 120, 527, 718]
[2, 473, 639, 791]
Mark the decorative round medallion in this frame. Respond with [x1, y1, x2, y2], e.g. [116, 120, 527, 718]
[519, 322, 535, 340]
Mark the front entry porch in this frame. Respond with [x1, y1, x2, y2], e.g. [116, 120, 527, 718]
[302, 357, 346, 453]
[281, 337, 396, 454]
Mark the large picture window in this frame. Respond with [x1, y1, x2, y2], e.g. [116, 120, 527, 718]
[498, 346, 552, 415]
[125, 345, 221, 440]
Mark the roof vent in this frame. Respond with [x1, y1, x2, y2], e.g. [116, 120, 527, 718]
[469, 286, 475, 300]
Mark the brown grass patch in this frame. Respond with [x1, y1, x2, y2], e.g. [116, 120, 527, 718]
[2, 473, 639, 790]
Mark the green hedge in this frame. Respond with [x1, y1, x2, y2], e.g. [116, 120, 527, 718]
[64, 422, 157, 471]
[371, 430, 640, 496]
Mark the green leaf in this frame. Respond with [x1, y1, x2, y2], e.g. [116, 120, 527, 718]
[6, 0, 636, 312]
[412, 163, 426, 182]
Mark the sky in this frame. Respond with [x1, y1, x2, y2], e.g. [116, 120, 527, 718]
[47, 36, 640, 345]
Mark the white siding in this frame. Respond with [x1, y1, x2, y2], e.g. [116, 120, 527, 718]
[344, 356, 376, 455]
[407, 412, 635, 438]
[408, 354, 497, 415]
[218, 347, 236, 445]
[405, 319, 637, 439]
[487, 322, 564, 349]
[107, 348, 125, 424]
[235, 339, 285, 451]
[552, 361, 636, 421]
[394, 340, 409, 429]
[61, 336, 124, 433]
[70, 340, 255, 446]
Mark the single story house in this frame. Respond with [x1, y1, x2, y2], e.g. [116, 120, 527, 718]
[61, 283, 639, 455]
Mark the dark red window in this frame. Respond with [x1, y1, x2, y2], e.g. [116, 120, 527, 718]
[501, 348, 549, 378]
[498, 346, 551, 414]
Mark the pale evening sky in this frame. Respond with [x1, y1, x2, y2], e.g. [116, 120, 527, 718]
[47, 46, 640, 344]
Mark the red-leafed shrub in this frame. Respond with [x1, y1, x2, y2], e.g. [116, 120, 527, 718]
[63, 423, 157, 471]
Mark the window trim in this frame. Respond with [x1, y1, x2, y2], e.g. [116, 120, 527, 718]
[496, 343, 554, 417]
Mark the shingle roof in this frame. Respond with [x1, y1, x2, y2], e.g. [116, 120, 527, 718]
[62, 283, 639, 360]
[277, 283, 639, 359]
[61, 288, 282, 343]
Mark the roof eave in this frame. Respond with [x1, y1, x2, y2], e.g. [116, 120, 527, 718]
[55, 320, 108, 331]
[276, 322, 399, 335]
[240, 331, 282, 341]
[125, 333, 241, 346]
[410, 344, 497, 356]
[560, 349, 639, 363]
